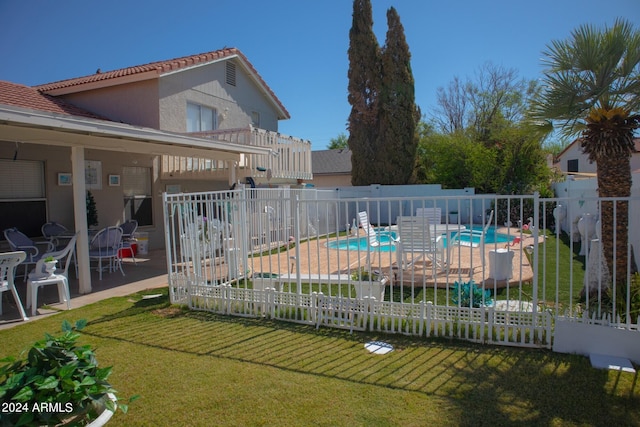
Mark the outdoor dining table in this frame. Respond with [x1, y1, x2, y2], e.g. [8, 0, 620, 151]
[386, 222, 467, 236]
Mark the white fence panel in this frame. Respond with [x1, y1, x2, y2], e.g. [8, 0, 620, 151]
[163, 188, 639, 356]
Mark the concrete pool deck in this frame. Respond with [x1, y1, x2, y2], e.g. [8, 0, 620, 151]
[247, 227, 537, 289]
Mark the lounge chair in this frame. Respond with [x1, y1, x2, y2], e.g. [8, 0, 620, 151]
[357, 211, 381, 250]
[357, 211, 398, 269]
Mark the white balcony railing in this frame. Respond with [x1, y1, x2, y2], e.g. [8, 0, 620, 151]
[161, 126, 313, 183]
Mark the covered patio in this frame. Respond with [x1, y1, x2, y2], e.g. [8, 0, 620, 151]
[0, 248, 169, 328]
[0, 103, 272, 297]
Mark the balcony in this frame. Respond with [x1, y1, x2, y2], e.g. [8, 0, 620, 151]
[161, 126, 313, 184]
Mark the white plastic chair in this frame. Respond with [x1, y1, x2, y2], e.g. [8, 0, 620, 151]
[0, 251, 29, 321]
[415, 207, 442, 225]
[89, 226, 124, 280]
[357, 211, 399, 269]
[26, 234, 77, 316]
[396, 216, 446, 272]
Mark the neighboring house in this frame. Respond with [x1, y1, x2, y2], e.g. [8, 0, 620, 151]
[554, 137, 640, 177]
[0, 47, 311, 292]
[311, 149, 352, 187]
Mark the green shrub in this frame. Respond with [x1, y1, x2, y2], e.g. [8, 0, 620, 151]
[0, 319, 137, 426]
[350, 267, 382, 282]
[599, 272, 640, 322]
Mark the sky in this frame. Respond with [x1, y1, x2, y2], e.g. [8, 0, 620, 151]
[0, 0, 638, 151]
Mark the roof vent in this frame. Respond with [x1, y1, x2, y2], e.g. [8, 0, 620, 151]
[226, 62, 236, 86]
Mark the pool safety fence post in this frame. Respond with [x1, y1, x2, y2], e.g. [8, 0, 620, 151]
[294, 195, 302, 294]
[531, 192, 540, 318]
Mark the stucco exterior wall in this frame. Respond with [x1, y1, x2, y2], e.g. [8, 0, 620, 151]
[0, 142, 166, 250]
[61, 80, 160, 129]
[555, 143, 597, 174]
[556, 141, 640, 175]
[311, 174, 352, 188]
[158, 60, 279, 133]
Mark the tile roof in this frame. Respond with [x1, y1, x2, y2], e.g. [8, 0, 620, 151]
[35, 47, 289, 119]
[0, 80, 105, 119]
[312, 149, 352, 174]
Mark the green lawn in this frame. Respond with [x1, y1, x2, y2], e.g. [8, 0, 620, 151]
[1, 286, 638, 427]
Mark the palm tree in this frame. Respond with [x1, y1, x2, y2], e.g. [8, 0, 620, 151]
[532, 18, 640, 289]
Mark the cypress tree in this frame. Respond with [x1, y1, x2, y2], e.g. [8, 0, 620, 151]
[378, 7, 420, 184]
[347, 0, 381, 186]
[86, 191, 98, 227]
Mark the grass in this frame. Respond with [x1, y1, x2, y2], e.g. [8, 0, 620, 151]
[1, 287, 639, 426]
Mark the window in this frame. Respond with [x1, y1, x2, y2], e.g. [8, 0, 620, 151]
[226, 61, 236, 86]
[0, 159, 46, 237]
[251, 111, 260, 127]
[122, 166, 153, 226]
[567, 159, 579, 173]
[187, 103, 217, 132]
[0, 159, 45, 199]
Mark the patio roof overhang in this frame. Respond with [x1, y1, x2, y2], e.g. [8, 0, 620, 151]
[0, 104, 274, 296]
[0, 105, 273, 160]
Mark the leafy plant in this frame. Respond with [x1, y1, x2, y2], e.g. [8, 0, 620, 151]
[350, 267, 381, 282]
[598, 272, 640, 322]
[0, 319, 138, 426]
[451, 280, 493, 308]
[43, 256, 56, 263]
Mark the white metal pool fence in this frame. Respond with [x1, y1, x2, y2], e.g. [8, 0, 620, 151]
[163, 188, 640, 351]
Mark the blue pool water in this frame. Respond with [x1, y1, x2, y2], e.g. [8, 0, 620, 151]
[445, 226, 516, 247]
[326, 226, 515, 252]
[326, 231, 398, 252]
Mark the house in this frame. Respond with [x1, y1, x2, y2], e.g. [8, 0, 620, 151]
[0, 47, 312, 292]
[311, 148, 352, 187]
[554, 137, 640, 177]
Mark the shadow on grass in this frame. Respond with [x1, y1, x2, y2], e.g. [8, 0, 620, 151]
[82, 289, 640, 426]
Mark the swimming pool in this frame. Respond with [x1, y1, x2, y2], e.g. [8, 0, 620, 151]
[326, 231, 398, 252]
[446, 226, 516, 246]
[326, 227, 515, 251]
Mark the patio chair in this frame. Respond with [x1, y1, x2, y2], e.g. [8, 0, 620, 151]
[89, 226, 125, 280]
[415, 207, 442, 225]
[3, 227, 55, 279]
[26, 233, 77, 316]
[357, 211, 381, 251]
[41, 221, 77, 276]
[41, 221, 69, 246]
[0, 251, 29, 321]
[120, 219, 138, 265]
[396, 216, 446, 272]
[448, 210, 495, 272]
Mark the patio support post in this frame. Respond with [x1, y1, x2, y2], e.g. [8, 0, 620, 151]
[71, 147, 92, 294]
